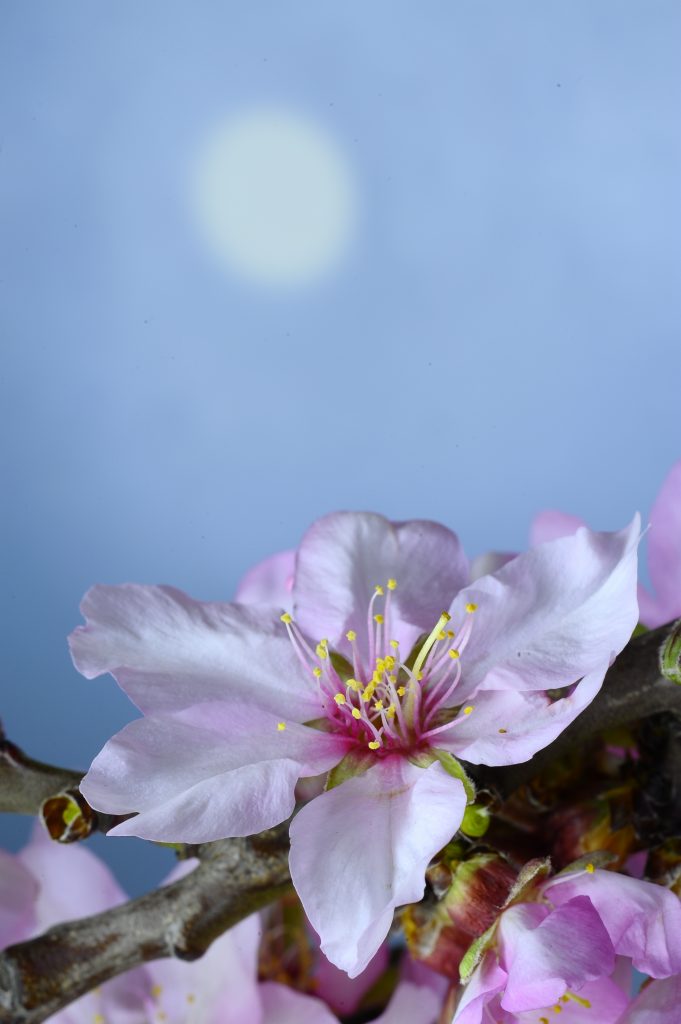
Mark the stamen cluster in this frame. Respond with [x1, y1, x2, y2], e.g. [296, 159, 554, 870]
[281, 580, 478, 752]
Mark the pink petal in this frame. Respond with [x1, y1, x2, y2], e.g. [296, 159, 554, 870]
[69, 584, 318, 720]
[530, 510, 586, 546]
[498, 897, 615, 1012]
[451, 951, 508, 1024]
[314, 940, 390, 1015]
[0, 849, 37, 948]
[293, 512, 468, 663]
[18, 822, 128, 927]
[452, 517, 640, 698]
[372, 981, 442, 1024]
[139, 914, 264, 1024]
[544, 868, 681, 977]
[289, 756, 467, 977]
[439, 667, 604, 766]
[620, 974, 681, 1022]
[260, 982, 339, 1024]
[235, 550, 296, 608]
[82, 703, 348, 842]
[646, 459, 681, 626]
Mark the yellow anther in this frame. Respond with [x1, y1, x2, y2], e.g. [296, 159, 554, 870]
[585, 862, 595, 874]
[540, 1019, 549, 1024]
[565, 993, 591, 1009]
[94, 1016, 105, 1024]
[347, 678, 362, 692]
[277, 722, 286, 731]
[463, 705, 474, 715]
[465, 602, 478, 613]
[316, 643, 328, 660]
[351, 707, 362, 719]
[397, 685, 406, 697]
[383, 656, 395, 671]
[386, 705, 396, 719]
[334, 693, 346, 705]
[371, 671, 382, 684]
[375, 658, 386, 671]
[368, 740, 380, 750]
[346, 630, 357, 641]
[437, 630, 446, 641]
[552, 1006, 562, 1014]
[362, 679, 378, 702]
[387, 578, 397, 590]
[389, 639, 399, 649]
[373, 700, 384, 711]
[374, 585, 385, 596]
[447, 629, 455, 638]
[449, 649, 460, 659]
[412, 612, 452, 677]
[151, 985, 162, 998]
[374, 613, 384, 624]
[280, 612, 293, 624]
[388, 673, 397, 684]
[313, 667, 322, 678]
[498, 727, 508, 734]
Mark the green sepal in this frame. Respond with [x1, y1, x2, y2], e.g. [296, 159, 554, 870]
[660, 619, 681, 684]
[459, 920, 498, 981]
[502, 857, 551, 907]
[432, 749, 476, 804]
[325, 749, 375, 791]
[460, 803, 490, 838]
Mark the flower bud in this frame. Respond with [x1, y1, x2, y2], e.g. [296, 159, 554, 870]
[403, 852, 516, 980]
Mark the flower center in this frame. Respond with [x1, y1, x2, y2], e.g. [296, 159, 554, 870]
[280, 580, 478, 753]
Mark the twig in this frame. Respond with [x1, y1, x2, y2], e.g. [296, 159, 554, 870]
[0, 826, 291, 1024]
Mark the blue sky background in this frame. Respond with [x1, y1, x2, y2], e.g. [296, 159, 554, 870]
[1, 2, 680, 895]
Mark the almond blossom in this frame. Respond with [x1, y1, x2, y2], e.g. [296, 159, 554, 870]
[71, 511, 639, 975]
[453, 864, 681, 1024]
[1, 828, 441, 1024]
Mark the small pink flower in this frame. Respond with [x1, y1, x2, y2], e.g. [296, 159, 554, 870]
[72, 510, 639, 974]
[453, 865, 681, 1024]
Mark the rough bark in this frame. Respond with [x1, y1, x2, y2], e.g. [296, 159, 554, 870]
[0, 827, 291, 1024]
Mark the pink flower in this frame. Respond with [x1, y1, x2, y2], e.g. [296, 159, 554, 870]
[71, 511, 639, 975]
[453, 865, 681, 1024]
[1, 828, 441, 1024]
[531, 459, 681, 629]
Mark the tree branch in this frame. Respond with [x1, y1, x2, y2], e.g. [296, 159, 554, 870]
[0, 826, 291, 1024]
[0, 728, 82, 816]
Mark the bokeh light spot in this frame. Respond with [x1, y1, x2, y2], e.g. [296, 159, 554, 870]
[192, 108, 357, 287]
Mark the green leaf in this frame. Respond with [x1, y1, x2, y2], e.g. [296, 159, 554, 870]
[432, 749, 476, 804]
[460, 803, 490, 838]
[325, 749, 375, 790]
[660, 619, 681, 684]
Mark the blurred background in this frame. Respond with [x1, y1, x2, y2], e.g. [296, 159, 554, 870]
[1, 1, 680, 894]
